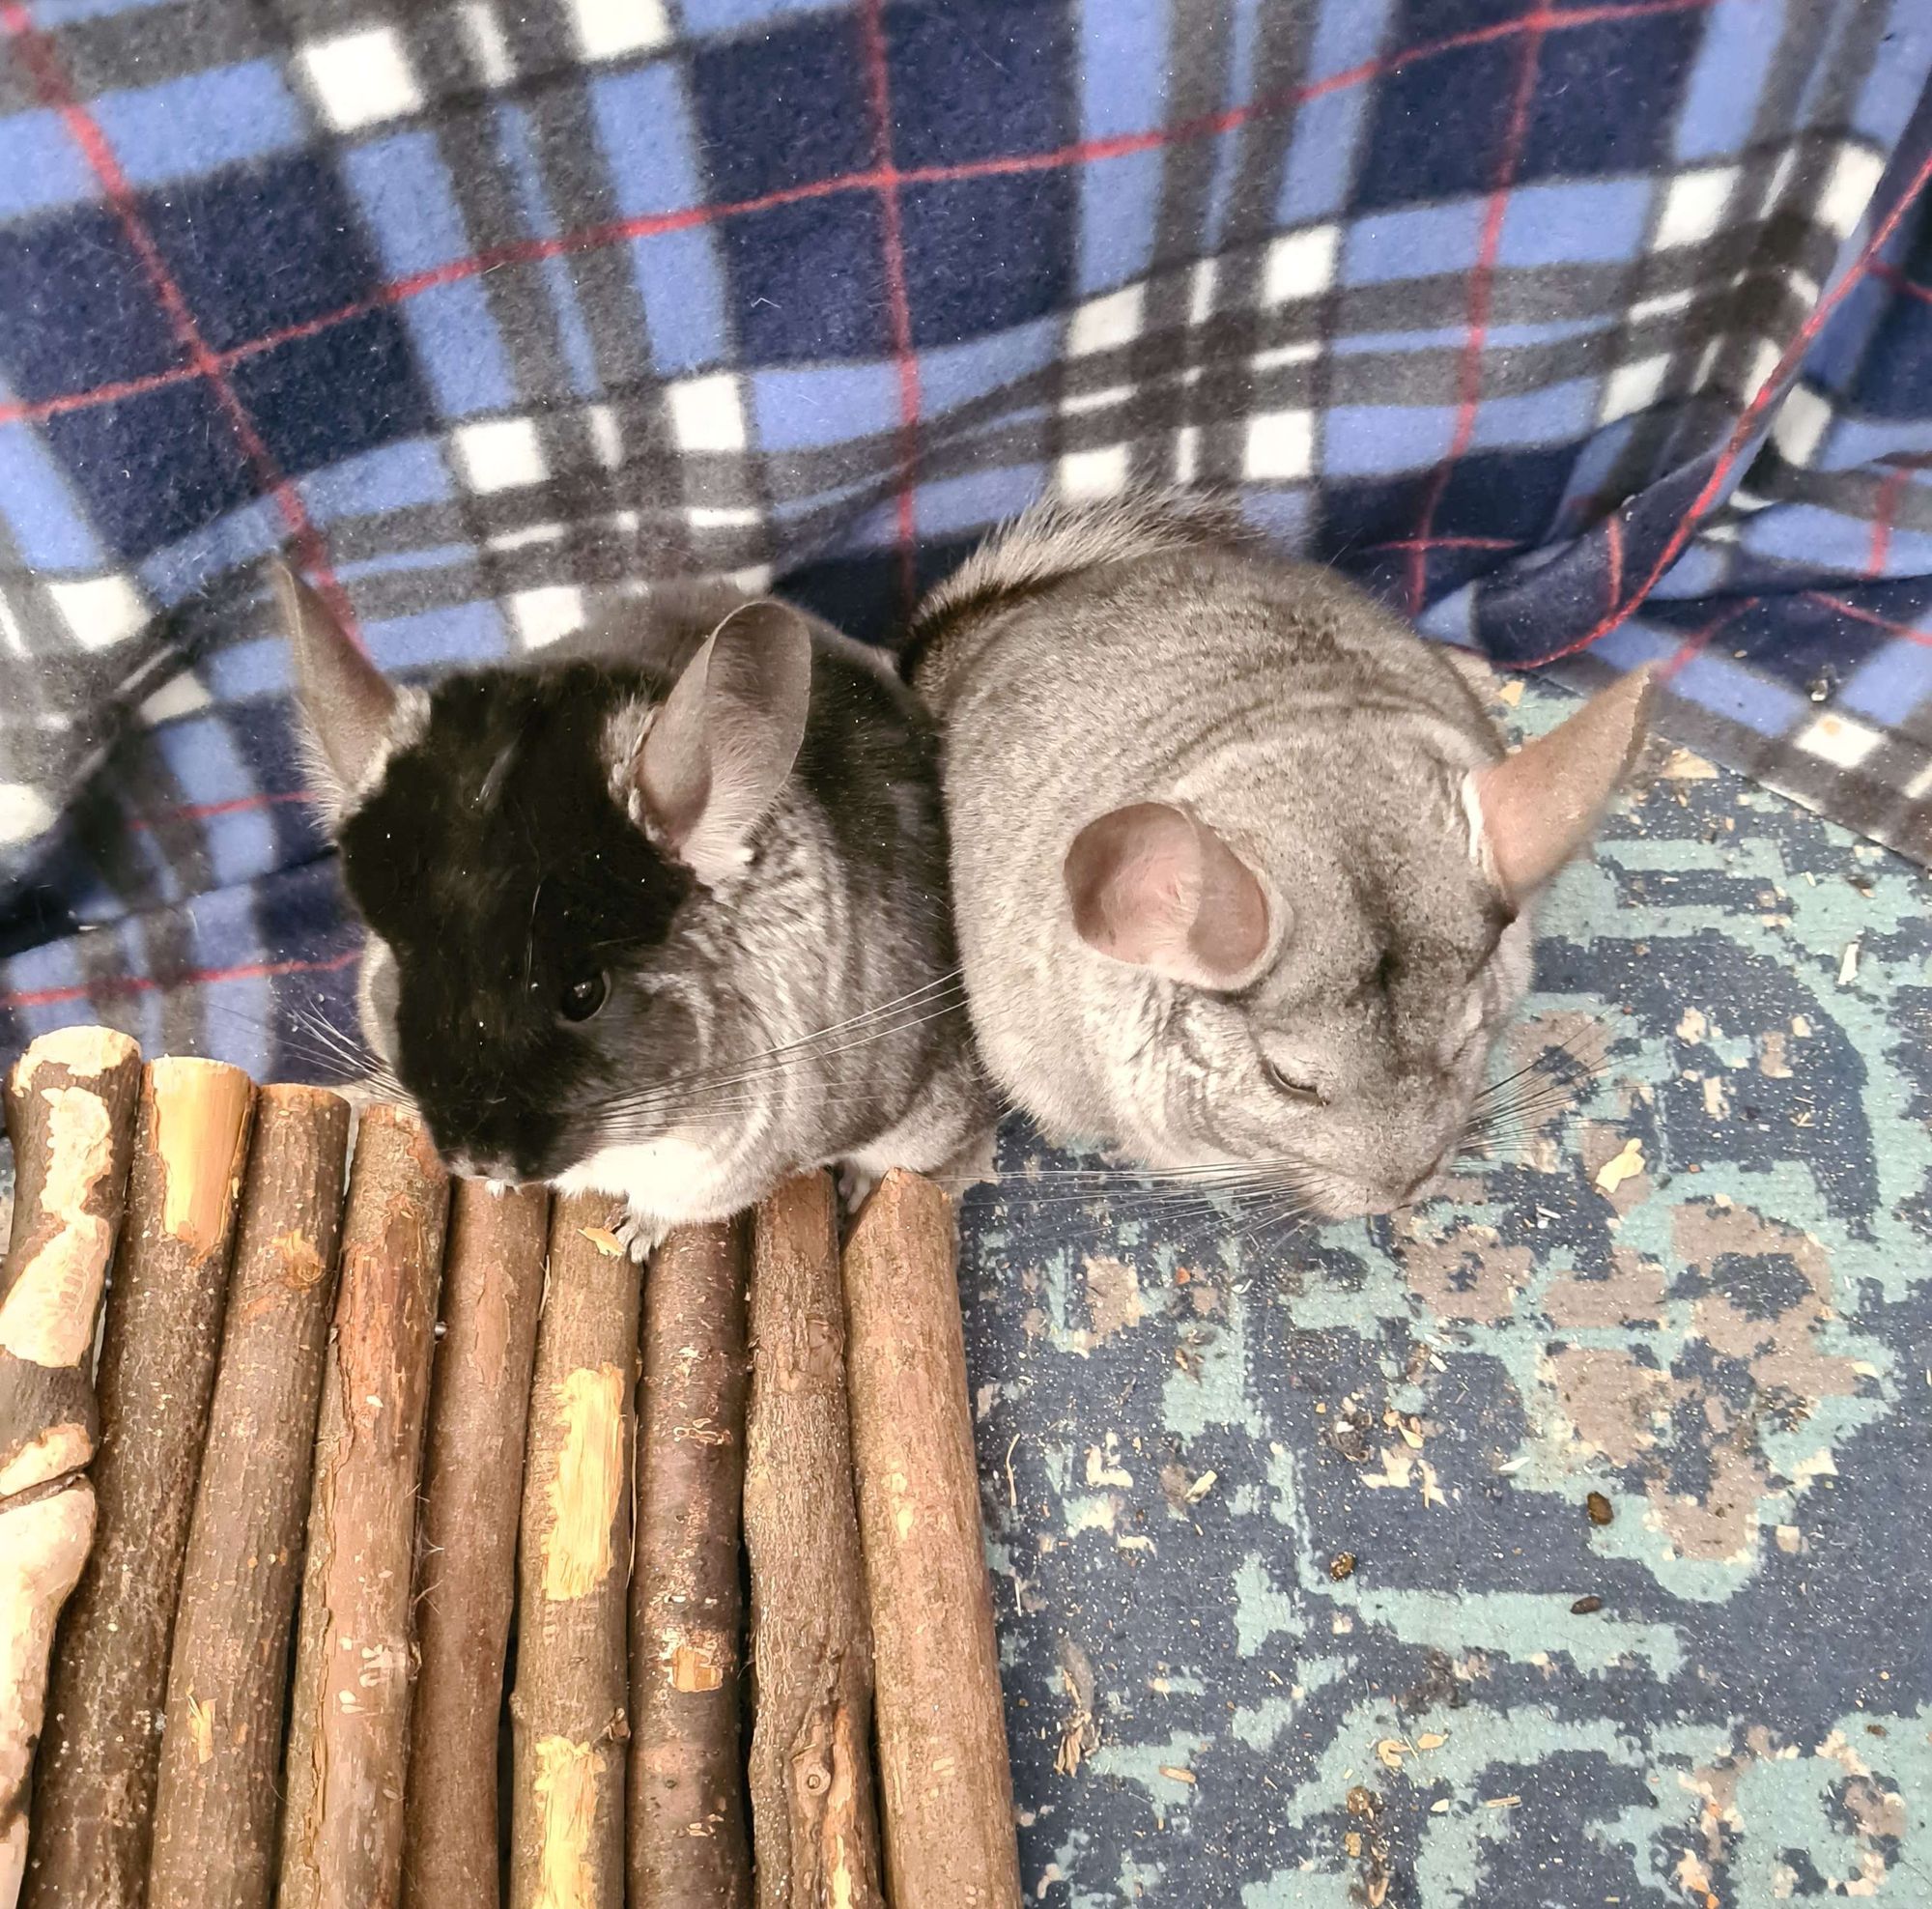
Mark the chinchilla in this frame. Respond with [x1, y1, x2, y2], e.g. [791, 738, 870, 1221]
[911, 494, 1652, 1221]
[280, 567, 990, 1254]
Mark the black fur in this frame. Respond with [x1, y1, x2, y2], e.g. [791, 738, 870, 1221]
[337, 662, 693, 1175]
[336, 641, 962, 1185]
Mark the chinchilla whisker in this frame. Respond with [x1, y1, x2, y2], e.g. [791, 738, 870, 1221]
[992, 1156, 1299, 1184]
[1031, 1166, 1313, 1220]
[982, 1181, 1290, 1219]
[594, 987, 969, 1124]
[1235, 1197, 1316, 1246]
[979, 1182, 1251, 1218]
[595, 971, 967, 1110]
[1474, 1031, 1603, 1109]
[202, 998, 398, 1092]
[1468, 1086, 1577, 1129]
[1466, 1077, 1587, 1133]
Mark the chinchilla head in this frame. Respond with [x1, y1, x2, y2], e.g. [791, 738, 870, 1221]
[279, 568, 814, 1184]
[918, 501, 1653, 1220]
[1056, 676, 1651, 1215]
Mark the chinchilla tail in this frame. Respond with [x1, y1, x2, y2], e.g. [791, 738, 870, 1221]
[904, 487, 1245, 709]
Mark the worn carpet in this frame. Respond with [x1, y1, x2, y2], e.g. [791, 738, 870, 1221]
[958, 669, 1931, 1906]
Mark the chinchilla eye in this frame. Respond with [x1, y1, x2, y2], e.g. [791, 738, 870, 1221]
[1264, 1058, 1322, 1104]
[559, 969, 609, 1022]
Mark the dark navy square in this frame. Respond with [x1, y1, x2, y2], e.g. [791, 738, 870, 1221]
[226, 308, 434, 482]
[900, 172, 1073, 348]
[885, 0, 1071, 171]
[1315, 470, 1436, 562]
[692, 13, 873, 202]
[1721, 593, 1893, 690]
[1392, 0, 1526, 32]
[782, 548, 902, 647]
[143, 153, 386, 354]
[1855, 295, 1932, 419]
[1436, 443, 1577, 544]
[43, 380, 256, 559]
[1352, 39, 1519, 212]
[1517, 14, 1702, 182]
[0, 203, 184, 398]
[724, 195, 892, 362]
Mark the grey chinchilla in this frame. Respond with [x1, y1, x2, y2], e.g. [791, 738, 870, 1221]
[912, 494, 1652, 1221]
[281, 568, 991, 1253]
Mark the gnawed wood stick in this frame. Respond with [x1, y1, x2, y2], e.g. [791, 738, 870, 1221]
[628, 1220, 751, 1908]
[508, 1192, 639, 1909]
[277, 1104, 448, 1909]
[0, 1027, 142, 1909]
[26, 1057, 255, 1909]
[147, 1085, 351, 1909]
[0, 1488, 95, 1909]
[403, 1178, 550, 1909]
[744, 1174, 883, 1909]
[842, 1170, 1019, 1909]
[0, 1027, 141, 1505]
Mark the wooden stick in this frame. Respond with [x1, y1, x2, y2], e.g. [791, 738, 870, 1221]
[147, 1085, 352, 1909]
[277, 1104, 448, 1909]
[0, 1027, 142, 1909]
[0, 1027, 142, 1505]
[0, 1488, 95, 1909]
[26, 1057, 256, 1909]
[628, 1220, 752, 1908]
[744, 1174, 883, 1909]
[508, 1192, 640, 1909]
[842, 1170, 1019, 1909]
[403, 1178, 550, 1909]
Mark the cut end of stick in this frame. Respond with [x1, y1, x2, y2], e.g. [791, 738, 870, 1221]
[149, 1057, 255, 1254]
[1, 1087, 121, 1367]
[845, 1167, 953, 1258]
[10, 1024, 138, 1091]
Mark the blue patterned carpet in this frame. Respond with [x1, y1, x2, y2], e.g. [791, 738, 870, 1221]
[957, 670, 1932, 1907]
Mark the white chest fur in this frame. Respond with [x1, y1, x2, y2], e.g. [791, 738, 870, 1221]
[554, 1133, 742, 1227]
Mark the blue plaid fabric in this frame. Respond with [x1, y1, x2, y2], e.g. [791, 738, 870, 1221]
[2, 0, 1931, 1073]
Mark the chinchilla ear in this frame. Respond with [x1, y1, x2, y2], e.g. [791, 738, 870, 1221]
[1469, 668, 1654, 898]
[1064, 801, 1279, 990]
[634, 599, 812, 886]
[274, 562, 399, 810]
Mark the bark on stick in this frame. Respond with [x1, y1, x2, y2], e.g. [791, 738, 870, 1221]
[26, 1057, 256, 1909]
[842, 1170, 1019, 1909]
[147, 1085, 352, 1909]
[402, 1178, 550, 1909]
[508, 1192, 640, 1909]
[0, 1027, 142, 1909]
[628, 1220, 751, 1908]
[0, 1026, 141, 1503]
[277, 1104, 449, 1909]
[0, 1487, 96, 1909]
[744, 1174, 883, 1909]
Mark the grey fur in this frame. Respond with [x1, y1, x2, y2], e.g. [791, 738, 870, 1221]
[915, 497, 1643, 1220]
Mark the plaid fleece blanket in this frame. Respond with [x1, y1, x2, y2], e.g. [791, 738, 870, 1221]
[1, 0, 1929, 1073]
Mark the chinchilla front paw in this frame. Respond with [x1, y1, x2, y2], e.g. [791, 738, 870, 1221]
[607, 1204, 666, 1266]
[837, 1162, 879, 1217]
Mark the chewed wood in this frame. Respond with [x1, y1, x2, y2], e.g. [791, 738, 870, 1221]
[509, 1192, 639, 1909]
[276, 1104, 448, 1909]
[26, 1058, 255, 1909]
[1, 1033, 1009, 1909]
[842, 1171, 1020, 1909]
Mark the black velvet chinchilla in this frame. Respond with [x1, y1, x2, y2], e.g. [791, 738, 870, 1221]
[280, 566, 992, 1256]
